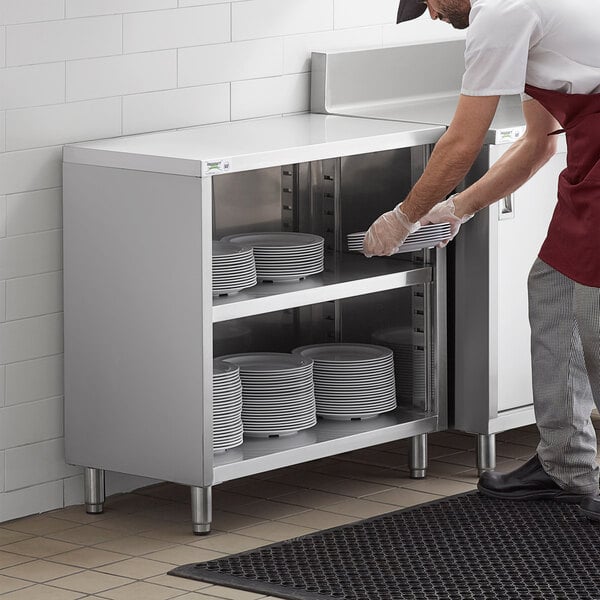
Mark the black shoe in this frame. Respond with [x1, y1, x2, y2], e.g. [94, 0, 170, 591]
[477, 454, 588, 504]
[580, 495, 600, 521]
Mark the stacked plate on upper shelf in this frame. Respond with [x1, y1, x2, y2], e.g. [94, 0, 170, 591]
[213, 359, 244, 453]
[347, 222, 452, 254]
[212, 241, 257, 297]
[292, 343, 397, 420]
[220, 352, 316, 438]
[221, 232, 324, 282]
[371, 327, 426, 403]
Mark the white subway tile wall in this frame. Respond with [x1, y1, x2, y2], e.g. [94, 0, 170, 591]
[0, 0, 465, 523]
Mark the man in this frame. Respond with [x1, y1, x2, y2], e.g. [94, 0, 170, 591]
[364, 0, 600, 518]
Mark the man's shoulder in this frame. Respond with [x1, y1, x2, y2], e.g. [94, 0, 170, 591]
[470, 0, 538, 19]
[469, 0, 540, 36]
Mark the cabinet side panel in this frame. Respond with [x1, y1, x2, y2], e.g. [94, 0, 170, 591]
[496, 148, 566, 412]
[63, 163, 212, 487]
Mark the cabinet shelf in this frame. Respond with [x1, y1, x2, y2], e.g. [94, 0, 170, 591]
[213, 253, 432, 322]
[213, 408, 437, 483]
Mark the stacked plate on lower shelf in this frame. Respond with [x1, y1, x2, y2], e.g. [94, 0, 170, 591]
[220, 352, 316, 437]
[221, 232, 324, 282]
[212, 241, 257, 296]
[213, 359, 244, 453]
[371, 327, 426, 403]
[292, 343, 397, 420]
[347, 222, 452, 254]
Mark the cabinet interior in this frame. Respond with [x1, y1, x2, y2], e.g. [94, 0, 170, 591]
[212, 148, 432, 418]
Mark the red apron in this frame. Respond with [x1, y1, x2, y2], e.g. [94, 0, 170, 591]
[524, 84, 600, 287]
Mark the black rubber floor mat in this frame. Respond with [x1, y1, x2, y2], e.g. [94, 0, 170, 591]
[169, 491, 600, 600]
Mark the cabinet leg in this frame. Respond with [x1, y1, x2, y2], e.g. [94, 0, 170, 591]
[409, 433, 428, 479]
[477, 433, 496, 476]
[191, 486, 212, 536]
[84, 467, 105, 514]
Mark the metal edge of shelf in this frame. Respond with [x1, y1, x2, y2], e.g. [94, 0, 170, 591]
[212, 266, 433, 323]
[213, 414, 438, 484]
[62, 125, 445, 178]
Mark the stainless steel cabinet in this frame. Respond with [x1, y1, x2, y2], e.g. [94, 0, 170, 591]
[454, 142, 567, 470]
[63, 114, 448, 534]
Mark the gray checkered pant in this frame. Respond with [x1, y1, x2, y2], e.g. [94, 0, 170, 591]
[528, 258, 600, 494]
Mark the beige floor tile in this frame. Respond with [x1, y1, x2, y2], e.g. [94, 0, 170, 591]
[92, 514, 166, 534]
[170, 594, 227, 600]
[199, 584, 267, 599]
[211, 511, 266, 532]
[97, 580, 186, 600]
[313, 461, 407, 486]
[48, 570, 133, 594]
[364, 487, 442, 507]
[190, 532, 270, 554]
[0, 529, 33, 547]
[50, 547, 130, 569]
[144, 573, 213, 592]
[0, 584, 84, 599]
[322, 498, 398, 519]
[274, 488, 349, 508]
[94, 535, 177, 556]
[231, 500, 309, 520]
[429, 432, 476, 450]
[142, 545, 225, 566]
[435, 451, 478, 468]
[235, 521, 316, 543]
[340, 449, 412, 470]
[104, 494, 174, 514]
[495, 441, 537, 459]
[0, 551, 33, 569]
[1, 538, 81, 559]
[136, 483, 191, 503]
[282, 472, 393, 498]
[0, 559, 82, 583]
[210, 491, 262, 511]
[400, 477, 476, 496]
[279, 509, 357, 530]
[227, 480, 301, 500]
[0, 573, 31, 593]
[97, 557, 171, 579]
[139, 523, 213, 545]
[48, 506, 113, 525]
[136, 504, 192, 524]
[1, 516, 79, 537]
[427, 444, 465, 459]
[47, 525, 127, 546]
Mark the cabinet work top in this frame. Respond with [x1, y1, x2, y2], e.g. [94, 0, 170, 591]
[63, 113, 444, 178]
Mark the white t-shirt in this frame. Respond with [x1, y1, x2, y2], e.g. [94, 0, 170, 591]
[461, 0, 600, 96]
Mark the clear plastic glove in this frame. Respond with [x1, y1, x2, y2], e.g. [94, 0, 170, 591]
[363, 203, 421, 257]
[419, 194, 474, 248]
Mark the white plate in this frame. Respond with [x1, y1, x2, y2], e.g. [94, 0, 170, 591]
[212, 240, 253, 257]
[222, 232, 324, 249]
[221, 352, 313, 372]
[293, 343, 392, 364]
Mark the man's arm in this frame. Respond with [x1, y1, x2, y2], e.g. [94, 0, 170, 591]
[451, 98, 560, 219]
[363, 94, 499, 256]
[400, 94, 500, 223]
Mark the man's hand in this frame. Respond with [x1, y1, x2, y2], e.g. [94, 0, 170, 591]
[363, 203, 421, 257]
[420, 194, 473, 247]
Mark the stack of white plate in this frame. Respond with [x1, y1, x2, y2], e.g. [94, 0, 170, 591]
[220, 352, 316, 438]
[292, 343, 397, 420]
[212, 241, 257, 296]
[347, 223, 452, 254]
[371, 327, 426, 403]
[221, 232, 324, 282]
[213, 359, 244, 453]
